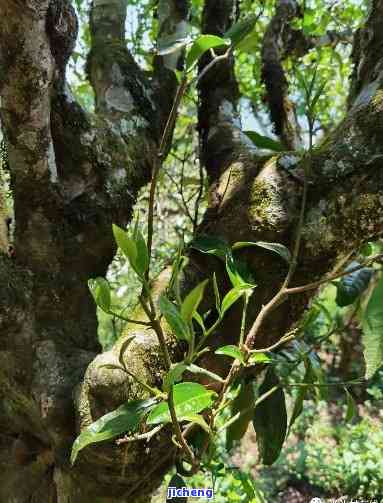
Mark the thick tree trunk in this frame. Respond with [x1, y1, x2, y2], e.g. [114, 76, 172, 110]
[0, 0, 382, 501]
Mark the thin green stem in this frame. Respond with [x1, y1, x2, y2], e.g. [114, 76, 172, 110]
[239, 294, 249, 347]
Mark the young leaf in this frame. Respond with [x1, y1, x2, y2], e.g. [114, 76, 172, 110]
[244, 131, 285, 152]
[232, 241, 291, 264]
[180, 413, 211, 433]
[166, 473, 188, 503]
[224, 15, 257, 47]
[221, 287, 245, 316]
[147, 382, 216, 425]
[163, 363, 187, 392]
[71, 398, 157, 465]
[193, 311, 206, 332]
[88, 277, 111, 312]
[362, 274, 383, 379]
[181, 279, 209, 322]
[118, 336, 136, 368]
[226, 382, 255, 450]
[345, 388, 357, 422]
[335, 261, 373, 307]
[191, 235, 230, 260]
[252, 368, 287, 465]
[213, 272, 221, 315]
[226, 254, 250, 288]
[215, 345, 244, 364]
[134, 228, 150, 278]
[113, 224, 137, 268]
[248, 353, 272, 365]
[186, 34, 230, 70]
[159, 295, 191, 342]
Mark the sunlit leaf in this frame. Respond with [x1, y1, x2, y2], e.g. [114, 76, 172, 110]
[118, 336, 136, 368]
[88, 277, 111, 312]
[147, 382, 216, 425]
[186, 34, 230, 70]
[71, 398, 157, 465]
[224, 15, 257, 47]
[215, 345, 244, 363]
[163, 363, 187, 392]
[181, 413, 211, 433]
[113, 224, 137, 267]
[226, 254, 255, 289]
[221, 287, 245, 316]
[134, 228, 150, 278]
[181, 279, 209, 322]
[248, 353, 272, 364]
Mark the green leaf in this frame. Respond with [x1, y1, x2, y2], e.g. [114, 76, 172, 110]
[163, 363, 187, 392]
[157, 36, 191, 56]
[215, 345, 244, 364]
[232, 471, 266, 502]
[213, 272, 221, 315]
[134, 228, 150, 277]
[288, 362, 314, 433]
[233, 241, 291, 264]
[224, 15, 257, 47]
[252, 368, 287, 465]
[345, 389, 357, 422]
[71, 398, 157, 465]
[193, 311, 206, 332]
[166, 473, 188, 503]
[159, 295, 191, 342]
[244, 131, 285, 152]
[303, 9, 316, 35]
[181, 279, 209, 322]
[226, 254, 254, 289]
[118, 336, 136, 368]
[335, 261, 373, 307]
[88, 277, 111, 312]
[113, 224, 137, 268]
[147, 382, 216, 425]
[180, 413, 211, 433]
[227, 382, 255, 450]
[191, 235, 230, 260]
[186, 34, 230, 70]
[362, 274, 383, 379]
[248, 353, 272, 364]
[221, 287, 245, 316]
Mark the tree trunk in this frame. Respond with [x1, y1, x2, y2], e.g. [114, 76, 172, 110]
[0, 0, 382, 501]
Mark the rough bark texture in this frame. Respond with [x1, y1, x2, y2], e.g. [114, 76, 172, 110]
[0, 0, 382, 501]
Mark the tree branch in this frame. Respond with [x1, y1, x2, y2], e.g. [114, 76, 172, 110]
[261, 0, 302, 150]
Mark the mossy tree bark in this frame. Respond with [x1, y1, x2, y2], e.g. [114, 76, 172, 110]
[0, 0, 382, 501]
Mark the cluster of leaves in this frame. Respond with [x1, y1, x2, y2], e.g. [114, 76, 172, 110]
[66, 5, 383, 498]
